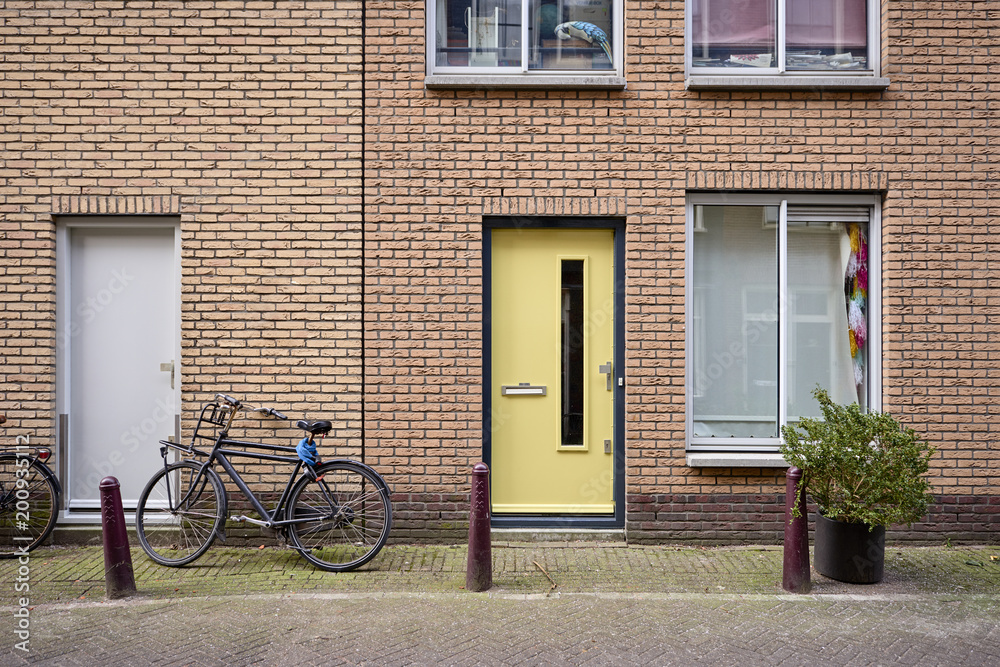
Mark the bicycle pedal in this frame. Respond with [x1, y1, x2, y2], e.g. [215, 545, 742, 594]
[230, 514, 269, 527]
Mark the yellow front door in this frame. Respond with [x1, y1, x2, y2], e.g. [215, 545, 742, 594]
[491, 228, 615, 514]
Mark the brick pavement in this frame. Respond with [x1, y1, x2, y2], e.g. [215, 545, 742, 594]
[1, 542, 998, 665]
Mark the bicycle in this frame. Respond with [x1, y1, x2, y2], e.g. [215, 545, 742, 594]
[135, 394, 392, 572]
[0, 414, 62, 558]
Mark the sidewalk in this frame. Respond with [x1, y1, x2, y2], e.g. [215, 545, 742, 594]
[6, 541, 1000, 602]
[3, 542, 999, 665]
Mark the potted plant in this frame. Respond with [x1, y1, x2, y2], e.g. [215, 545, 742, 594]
[780, 388, 935, 583]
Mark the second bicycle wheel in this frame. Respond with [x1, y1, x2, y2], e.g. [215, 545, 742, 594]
[0, 455, 59, 558]
[287, 461, 392, 572]
[136, 461, 226, 566]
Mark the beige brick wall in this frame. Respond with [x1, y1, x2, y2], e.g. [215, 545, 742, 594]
[1, 2, 364, 497]
[2, 1, 997, 542]
[366, 0, 999, 540]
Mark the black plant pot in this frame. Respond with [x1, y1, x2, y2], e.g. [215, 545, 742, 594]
[813, 512, 886, 584]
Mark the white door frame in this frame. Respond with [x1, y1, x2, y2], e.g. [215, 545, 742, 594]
[55, 215, 181, 523]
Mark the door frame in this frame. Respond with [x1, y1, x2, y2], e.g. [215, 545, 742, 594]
[54, 215, 182, 522]
[483, 217, 626, 529]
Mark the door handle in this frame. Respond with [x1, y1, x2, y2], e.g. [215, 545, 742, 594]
[599, 362, 612, 391]
[160, 360, 175, 390]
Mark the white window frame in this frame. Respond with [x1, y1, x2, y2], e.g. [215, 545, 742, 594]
[426, 0, 626, 88]
[684, 0, 889, 90]
[685, 193, 882, 455]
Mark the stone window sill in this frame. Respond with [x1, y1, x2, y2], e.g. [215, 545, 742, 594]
[425, 74, 627, 91]
[686, 452, 789, 468]
[686, 75, 890, 92]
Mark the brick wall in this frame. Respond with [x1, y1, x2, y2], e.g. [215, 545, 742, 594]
[365, 0, 999, 543]
[2, 1, 997, 544]
[0, 2, 365, 499]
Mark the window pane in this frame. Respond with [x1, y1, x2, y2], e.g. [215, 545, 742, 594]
[691, 0, 776, 68]
[786, 0, 868, 70]
[435, 0, 522, 68]
[530, 0, 615, 70]
[786, 220, 867, 422]
[561, 260, 585, 446]
[692, 206, 779, 438]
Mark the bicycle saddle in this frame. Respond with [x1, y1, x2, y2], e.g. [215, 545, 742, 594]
[296, 419, 332, 436]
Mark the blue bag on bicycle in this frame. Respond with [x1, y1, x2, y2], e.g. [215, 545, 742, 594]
[296, 437, 318, 465]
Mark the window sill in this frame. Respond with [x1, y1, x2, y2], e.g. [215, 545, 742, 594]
[686, 452, 789, 468]
[425, 74, 627, 91]
[685, 75, 890, 92]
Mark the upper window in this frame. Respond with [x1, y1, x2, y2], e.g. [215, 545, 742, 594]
[686, 194, 881, 451]
[687, 0, 880, 81]
[429, 0, 621, 77]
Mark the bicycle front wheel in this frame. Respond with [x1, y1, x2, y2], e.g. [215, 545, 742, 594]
[136, 461, 225, 566]
[0, 455, 59, 558]
[288, 461, 392, 572]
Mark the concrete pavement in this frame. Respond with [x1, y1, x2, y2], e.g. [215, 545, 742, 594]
[2, 541, 998, 665]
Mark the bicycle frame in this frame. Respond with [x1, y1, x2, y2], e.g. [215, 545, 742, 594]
[141, 396, 393, 572]
[158, 406, 333, 530]
[212, 438, 315, 528]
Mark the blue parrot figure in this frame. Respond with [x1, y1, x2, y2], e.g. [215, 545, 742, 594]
[554, 21, 612, 64]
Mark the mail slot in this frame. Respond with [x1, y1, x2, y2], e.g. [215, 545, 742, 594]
[501, 383, 547, 396]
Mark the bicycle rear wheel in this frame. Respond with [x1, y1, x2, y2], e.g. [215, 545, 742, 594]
[0, 455, 59, 558]
[287, 461, 392, 572]
[136, 461, 226, 566]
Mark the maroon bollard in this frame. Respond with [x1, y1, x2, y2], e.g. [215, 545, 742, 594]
[782, 466, 811, 593]
[100, 477, 137, 599]
[466, 463, 492, 592]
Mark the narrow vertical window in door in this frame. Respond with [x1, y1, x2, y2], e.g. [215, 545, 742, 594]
[561, 259, 585, 447]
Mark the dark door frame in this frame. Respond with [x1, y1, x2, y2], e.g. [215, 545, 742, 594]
[483, 216, 626, 529]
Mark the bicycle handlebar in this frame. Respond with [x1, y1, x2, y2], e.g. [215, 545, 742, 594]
[217, 394, 288, 421]
[254, 407, 288, 420]
[216, 393, 241, 408]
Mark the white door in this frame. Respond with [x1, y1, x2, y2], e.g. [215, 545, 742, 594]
[62, 223, 179, 510]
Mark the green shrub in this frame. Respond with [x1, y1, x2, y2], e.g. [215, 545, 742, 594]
[780, 387, 934, 528]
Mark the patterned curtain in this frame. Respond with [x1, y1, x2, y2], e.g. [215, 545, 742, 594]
[844, 223, 868, 402]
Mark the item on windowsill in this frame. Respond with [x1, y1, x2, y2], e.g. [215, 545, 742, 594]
[540, 39, 592, 69]
[726, 53, 773, 68]
[785, 51, 867, 71]
[537, 3, 559, 38]
[554, 21, 612, 65]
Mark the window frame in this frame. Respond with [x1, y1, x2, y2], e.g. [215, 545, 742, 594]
[684, 0, 888, 90]
[426, 0, 626, 86]
[685, 193, 882, 453]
